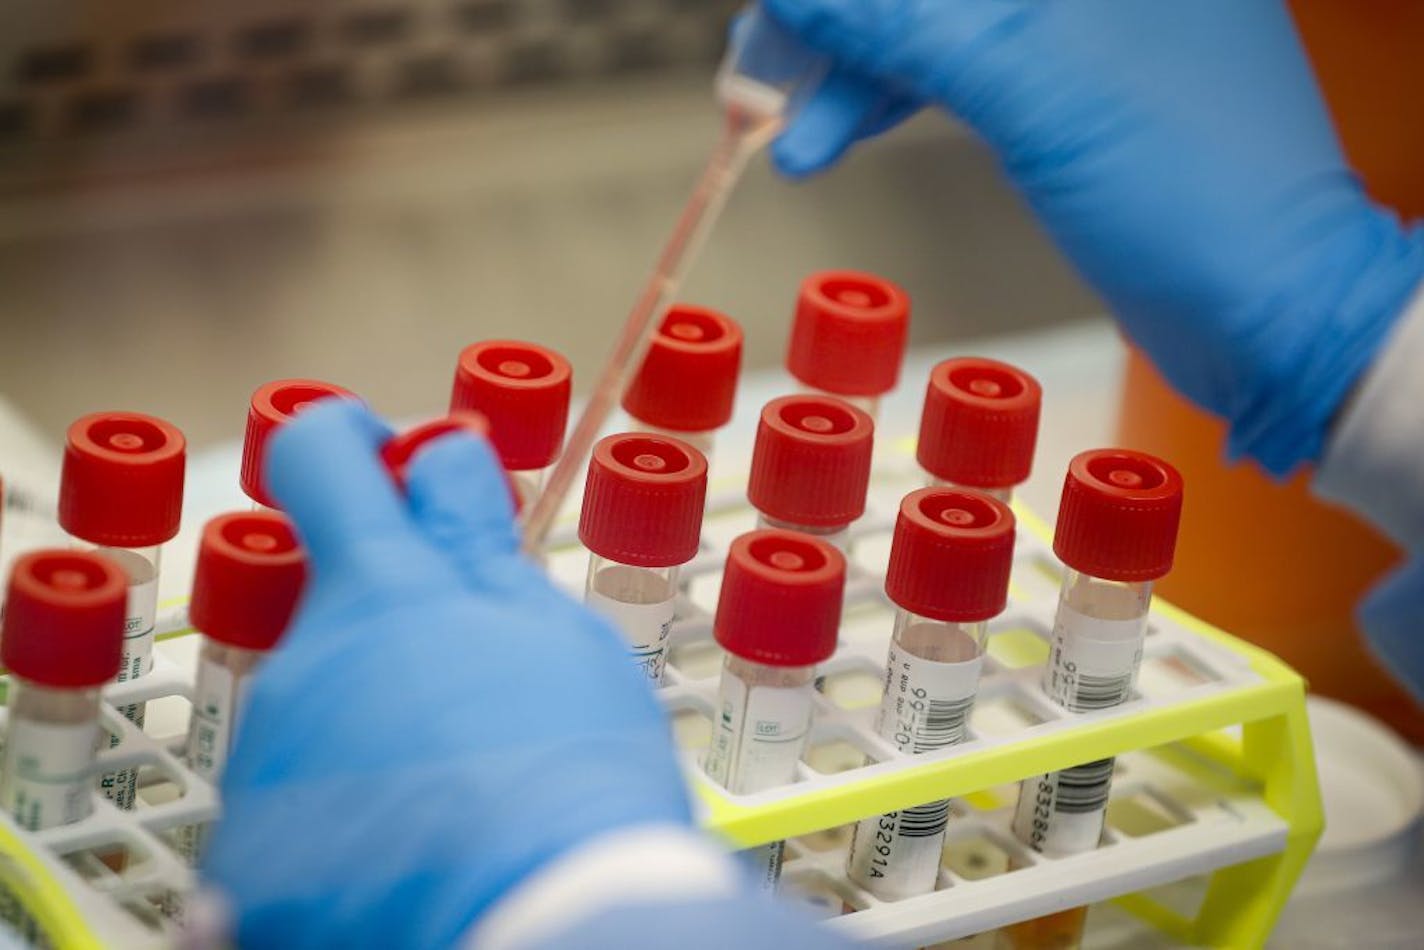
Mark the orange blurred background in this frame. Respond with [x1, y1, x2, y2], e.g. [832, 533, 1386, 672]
[1117, 0, 1424, 741]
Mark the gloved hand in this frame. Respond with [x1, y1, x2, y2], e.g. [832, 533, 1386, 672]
[202, 400, 691, 948]
[765, 0, 1424, 475]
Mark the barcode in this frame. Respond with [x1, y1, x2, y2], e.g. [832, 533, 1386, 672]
[1070, 672, 1132, 711]
[1053, 758, 1114, 814]
[899, 799, 951, 838]
[913, 695, 973, 752]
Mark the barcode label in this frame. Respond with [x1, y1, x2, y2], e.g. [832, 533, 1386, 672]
[899, 799, 951, 837]
[849, 635, 980, 901]
[847, 800, 950, 900]
[876, 640, 982, 755]
[1066, 672, 1133, 711]
[913, 696, 973, 752]
[1045, 604, 1144, 713]
[1011, 758, 1116, 857]
[1052, 758, 1114, 814]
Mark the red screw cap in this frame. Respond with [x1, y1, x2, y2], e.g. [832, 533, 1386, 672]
[886, 488, 1016, 623]
[60, 412, 186, 547]
[3, 550, 126, 688]
[380, 411, 495, 487]
[714, 530, 845, 667]
[1054, 449, 1184, 583]
[190, 512, 307, 652]
[748, 395, 874, 528]
[579, 433, 708, 568]
[786, 270, 910, 397]
[918, 357, 1042, 489]
[451, 341, 572, 471]
[242, 379, 356, 508]
[622, 304, 744, 434]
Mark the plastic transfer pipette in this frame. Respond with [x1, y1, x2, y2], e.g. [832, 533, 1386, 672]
[520, 7, 829, 553]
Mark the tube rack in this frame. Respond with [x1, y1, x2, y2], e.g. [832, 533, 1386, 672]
[0, 450, 1322, 947]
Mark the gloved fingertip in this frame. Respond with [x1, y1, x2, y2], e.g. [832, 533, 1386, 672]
[404, 432, 524, 582]
[771, 132, 835, 180]
[266, 399, 390, 505]
[263, 399, 421, 576]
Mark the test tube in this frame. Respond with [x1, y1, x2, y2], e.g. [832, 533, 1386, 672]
[785, 270, 911, 421]
[0, 551, 125, 830]
[916, 357, 1042, 503]
[241, 379, 356, 510]
[58, 412, 185, 811]
[450, 340, 572, 510]
[703, 529, 846, 890]
[747, 395, 874, 550]
[579, 434, 708, 683]
[1006, 449, 1183, 948]
[177, 511, 306, 858]
[622, 304, 743, 460]
[846, 488, 1015, 901]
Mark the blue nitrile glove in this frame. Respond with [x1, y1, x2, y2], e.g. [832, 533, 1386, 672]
[764, 0, 1424, 475]
[202, 400, 691, 948]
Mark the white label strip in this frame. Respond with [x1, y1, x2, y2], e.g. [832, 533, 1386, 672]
[586, 590, 676, 684]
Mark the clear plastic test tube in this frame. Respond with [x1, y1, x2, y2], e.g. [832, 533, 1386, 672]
[58, 412, 185, 811]
[747, 395, 874, 551]
[241, 379, 357, 510]
[0, 551, 126, 830]
[450, 340, 572, 512]
[703, 529, 846, 891]
[579, 434, 708, 683]
[622, 304, 744, 463]
[785, 271, 911, 422]
[917, 357, 1043, 503]
[176, 511, 306, 858]
[847, 488, 1015, 901]
[1006, 449, 1183, 948]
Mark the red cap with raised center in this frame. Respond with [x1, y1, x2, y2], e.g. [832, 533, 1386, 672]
[1054, 449, 1184, 583]
[918, 357, 1042, 489]
[450, 341, 572, 471]
[748, 395, 874, 528]
[622, 304, 743, 433]
[190, 512, 306, 652]
[579, 433, 708, 568]
[714, 530, 845, 667]
[242, 379, 356, 508]
[380, 411, 497, 489]
[886, 488, 1016, 622]
[786, 270, 911, 397]
[3, 550, 126, 688]
[60, 412, 186, 547]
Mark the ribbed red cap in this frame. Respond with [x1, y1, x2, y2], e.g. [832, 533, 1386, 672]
[714, 530, 845, 667]
[450, 340, 572, 471]
[786, 270, 910, 397]
[59, 412, 186, 547]
[579, 433, 708, 568]
[190, 512, 307, 651]
[1054, 449, 1184, 583]
[886, 488, 1016, 623]
[918, 358, 1042, 489]
[242, 379, 356, 508]
[748, 395, 874, 528]
[622, 305, 743, 433]
[381, 411, 492, 486]
[3, 550, 126, 688]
